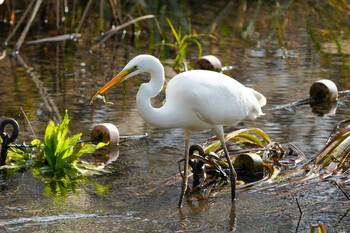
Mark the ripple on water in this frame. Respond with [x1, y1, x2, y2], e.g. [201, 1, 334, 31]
[0, 212, 143, 232]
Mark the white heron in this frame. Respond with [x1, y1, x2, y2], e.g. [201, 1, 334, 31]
[90, 54, 266, 207]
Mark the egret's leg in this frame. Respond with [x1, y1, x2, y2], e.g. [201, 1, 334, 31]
[178, 130, 191, 208]
[222, 139, 237, 202]
[213, 127, 237, 202]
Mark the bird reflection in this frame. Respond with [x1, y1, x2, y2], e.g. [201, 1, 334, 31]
[178, 194, 237, 232]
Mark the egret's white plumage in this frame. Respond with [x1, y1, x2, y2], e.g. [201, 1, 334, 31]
[91, 54, 266, 207]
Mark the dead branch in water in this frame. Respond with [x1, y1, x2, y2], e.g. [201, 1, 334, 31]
[91, 15, 162, 51]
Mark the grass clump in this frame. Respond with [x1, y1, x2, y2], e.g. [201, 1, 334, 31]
[161, 18, 215, 72]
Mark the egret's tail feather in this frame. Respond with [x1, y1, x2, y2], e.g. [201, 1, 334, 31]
[250, 88, 267, 107]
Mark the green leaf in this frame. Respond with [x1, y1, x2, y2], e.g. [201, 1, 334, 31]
[190, 38, 203, 57]
[43, 121, 56, 167]
[204, 128, 271, 154]
[166, 18, 180, 43]
[70, 143, 96, 162]
[31, 139, 42, 147]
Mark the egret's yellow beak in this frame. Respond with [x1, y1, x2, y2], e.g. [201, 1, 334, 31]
[90, 67, 137, 104]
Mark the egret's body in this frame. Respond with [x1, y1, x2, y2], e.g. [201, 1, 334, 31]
[91, 54, 266, 207]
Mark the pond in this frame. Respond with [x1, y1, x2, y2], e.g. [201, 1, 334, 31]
[0, 1, 349, 232]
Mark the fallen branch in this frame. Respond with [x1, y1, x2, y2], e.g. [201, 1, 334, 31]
[25, 34, 81, 44]
[91, 15, 162, 50]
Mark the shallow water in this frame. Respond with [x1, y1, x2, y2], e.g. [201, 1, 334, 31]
[0, 1, 350, 232]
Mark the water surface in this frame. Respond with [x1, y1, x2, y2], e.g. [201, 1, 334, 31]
[0, 1, 350, 232]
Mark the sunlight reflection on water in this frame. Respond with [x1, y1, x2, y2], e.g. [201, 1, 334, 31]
[1, 1, 350, 232]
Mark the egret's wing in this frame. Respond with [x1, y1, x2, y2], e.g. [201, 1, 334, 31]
[166, 70, 265, 127]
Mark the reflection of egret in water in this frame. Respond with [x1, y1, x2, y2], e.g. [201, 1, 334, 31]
[178, 199, 236, 232]
[229, 203, 237, 232]
[0, 170, 8, 191]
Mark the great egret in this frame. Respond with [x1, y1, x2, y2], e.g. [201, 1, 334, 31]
[90, 54, 266, 207]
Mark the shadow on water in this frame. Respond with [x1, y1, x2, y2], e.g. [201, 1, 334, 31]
[0, 0, 350, 232]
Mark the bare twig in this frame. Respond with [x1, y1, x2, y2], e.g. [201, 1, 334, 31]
[333, 181, 350, 201]
[333, 206, 350, 229]
[100, 0, 104, 33]
[295, 198, 303, 233]
[13, 0, 43, 54]
[3, 0, 35, 46]
[56, 0, 59, 29]
[75, 0, 94, 34]
[20, 107, 37, 139]
[91, 15, 162, 50]
[108, 0, 121, 24]
[25, 34, 81, 44]
[338, 90, 350, 98]
[268, 97, 317, 112]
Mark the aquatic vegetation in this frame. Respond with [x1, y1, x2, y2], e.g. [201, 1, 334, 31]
[3, 111, 108, 185]
[177, 128, 287, 195]
[161, 18, 215, 71]
[32, 110, 108, 181]
[312, 119, 350, 176]
[179, 120, 350, 197]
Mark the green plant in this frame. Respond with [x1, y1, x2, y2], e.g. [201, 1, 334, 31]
[3, 110, 108, 184]
[161, 18, 215, 72]
[33, 110, 108, 181]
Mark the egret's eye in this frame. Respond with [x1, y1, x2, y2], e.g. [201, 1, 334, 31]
[133, 65, 138, 69]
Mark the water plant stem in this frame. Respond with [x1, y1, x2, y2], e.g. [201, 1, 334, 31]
[20, 107, 37, 139]
[13, 0, 43, 54]
[74, 0, 94, 35]
[3, 0, 35, 46]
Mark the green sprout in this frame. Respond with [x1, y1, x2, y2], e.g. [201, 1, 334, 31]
[161, 18, 215, 72]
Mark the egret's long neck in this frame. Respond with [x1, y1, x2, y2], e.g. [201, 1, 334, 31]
[136, 63, 168, 127]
